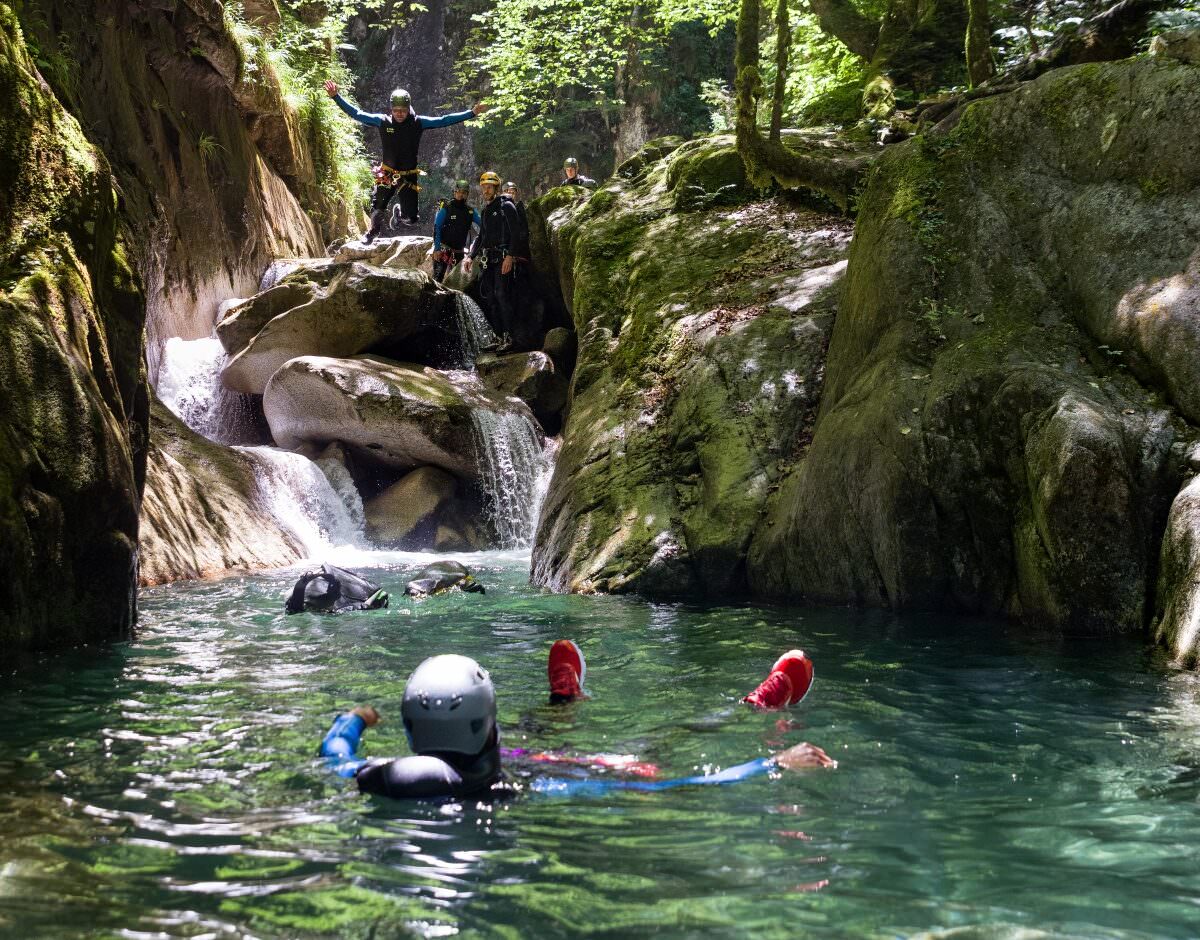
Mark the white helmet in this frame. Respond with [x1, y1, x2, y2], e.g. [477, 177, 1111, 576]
[401, 655, 496, 756]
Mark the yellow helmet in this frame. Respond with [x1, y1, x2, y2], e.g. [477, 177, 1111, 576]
[479, 171, 501, 186]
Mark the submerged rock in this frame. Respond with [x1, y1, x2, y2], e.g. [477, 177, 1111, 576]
[221, 264, 458, 394]
[140, 402, 303, 585]
[529, 134, 854, 596]
[263, 354, 539, 480]
[404, 560, 486, 597]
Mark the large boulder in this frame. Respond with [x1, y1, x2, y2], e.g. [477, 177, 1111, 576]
[478, 351, 569, 433]
[529, 134, 855, 596]
[0, 11, 148, 654]
[364, 465, 458, 548]
[332, 235, 434, 273]
[748, 58, 1198, 636]
[140, 402, 303, 585]
[263, 354, 540, 480]
[221, 264, 459, 394]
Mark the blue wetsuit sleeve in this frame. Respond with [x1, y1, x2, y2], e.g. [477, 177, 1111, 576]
[320, 713, 368, 778]
[433, 206, 446, 250]
[472, 209, 482, 229]
[333, 95, 385, 127]
[417, 109, 475, 130]
[530, 757, 775, 797]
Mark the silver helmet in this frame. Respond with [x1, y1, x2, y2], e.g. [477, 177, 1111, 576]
[401, 655, 496, 756]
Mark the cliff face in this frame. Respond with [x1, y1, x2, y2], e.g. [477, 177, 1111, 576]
[18, 0, 329, 381]
[0, 7, 148, 653]
[534, 50, 1200, 662]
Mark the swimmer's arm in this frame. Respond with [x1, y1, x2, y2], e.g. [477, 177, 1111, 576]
[530, 742, 834, 795]
[319, 706, 380, 778]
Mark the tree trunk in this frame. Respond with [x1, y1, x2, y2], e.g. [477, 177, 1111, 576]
[769, 0, 789, 142]
[965, 0, 995, 87]
[735, 0, 872, 209]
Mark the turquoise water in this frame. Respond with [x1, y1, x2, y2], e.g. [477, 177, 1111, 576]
[1, 551, 1199, 938]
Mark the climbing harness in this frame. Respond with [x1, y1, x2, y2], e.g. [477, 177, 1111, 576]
[373, 164, 425, 192]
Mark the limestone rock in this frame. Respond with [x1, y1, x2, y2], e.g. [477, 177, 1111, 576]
[1150, 28, 1200, 66]
[748, 59, 1197, 635]
[140, 402, 303, 585]
[529, 134, 854, 596]
[478, 351, 569, 432]
[221, 264, 458, 394]
[364, 466, 458, 548]
[332, 235, 434, 273]
[263, 354, 539, 480]
[542, 327, 578, 375]
[0, 13, 148, 653]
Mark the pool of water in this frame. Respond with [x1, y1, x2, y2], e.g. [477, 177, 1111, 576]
[1, 551, 1199, 938]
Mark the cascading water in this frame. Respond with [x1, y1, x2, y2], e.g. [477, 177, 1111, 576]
[315, 453, 366, 533]
[453, 294, 497, 366]
[470, 407, 550, 548]
[238, 446, 363, 556]
[156, 336, 265, 445]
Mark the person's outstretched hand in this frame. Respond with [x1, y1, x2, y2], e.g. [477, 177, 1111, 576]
[352, 705, 381, 726]
[472, 102, 490, 116]
[324, 80, 339, 98]
[775, 742, 836, 771]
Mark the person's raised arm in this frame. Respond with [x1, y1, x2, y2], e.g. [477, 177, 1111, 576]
[323, 80, 385, 127]
[419, 102, 490, 130]
[319, 705, 381, 777]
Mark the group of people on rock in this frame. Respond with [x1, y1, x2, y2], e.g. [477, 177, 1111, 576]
[323, 81, 597, 350]
[289, 563, 835, 801]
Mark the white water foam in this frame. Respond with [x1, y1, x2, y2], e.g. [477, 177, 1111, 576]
[237, 446, 364, 558]
[454, 294, 497, 366]
[156, 336, 263, 445]
[315, 454, 366, 533]
[470, 408, 550, 549]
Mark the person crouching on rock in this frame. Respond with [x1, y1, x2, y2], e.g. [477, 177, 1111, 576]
[323, 80, 489, 243]
[465, 171, 530, 350]
[432, 179, 480, 282]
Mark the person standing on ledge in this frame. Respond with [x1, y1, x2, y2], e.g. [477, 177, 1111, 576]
[432, 179, 480, 282]
[465, 171, 529, 350]
[560, 156, 596, 189]
[323, 80, 489, 242]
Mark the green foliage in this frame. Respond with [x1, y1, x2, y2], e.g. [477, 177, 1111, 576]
[463, 0, 738, 135]
[225, 2, 373, 208]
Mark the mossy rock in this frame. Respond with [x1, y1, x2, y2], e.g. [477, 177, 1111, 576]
[529, 133, 853, 597]
[748, 58, 1200, 640]
[0, 9, 149, 653]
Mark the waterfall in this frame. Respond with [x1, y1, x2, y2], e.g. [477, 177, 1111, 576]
[156, 337, 264, 445]
[453, 294, 497, 366]
[237, 447, 364, 556]
[470, 408, 549, 549]
[315, 454, 366, 533]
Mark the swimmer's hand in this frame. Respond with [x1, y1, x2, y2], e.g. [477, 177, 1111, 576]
[774, 742, 836, 771]
[352, 705, 381, 727]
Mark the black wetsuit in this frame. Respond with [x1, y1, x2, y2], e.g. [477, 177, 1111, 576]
[469, 195, 530, 339]
[321, 712, 503, 799]
[285, 564, 389, 615]
[332, 95, 473, 237]
[562, 174, 597, 189]
[432, 198, 480, 281]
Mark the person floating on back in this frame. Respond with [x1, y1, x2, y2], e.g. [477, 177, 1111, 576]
[432, 179, 481, 282]
[465, 171, 530, 350]
[285, 563, 389, 615]
[319, 645, 833, 801]
[561, 156, 596, 189]
[323, 80, 489, 243]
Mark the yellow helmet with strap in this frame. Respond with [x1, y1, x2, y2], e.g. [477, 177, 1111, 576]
[478, 171, 501, 186]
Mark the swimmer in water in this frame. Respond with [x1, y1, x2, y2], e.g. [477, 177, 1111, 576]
[319, 644, 833, 800]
